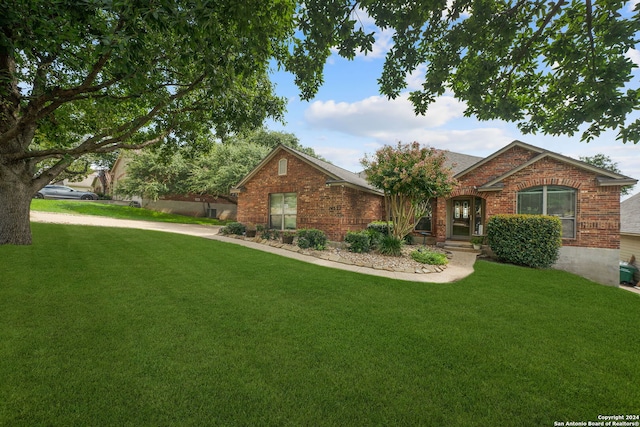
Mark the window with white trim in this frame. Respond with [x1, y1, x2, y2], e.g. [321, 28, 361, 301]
[269, 193, 297, 230]
[517, 186, 576, 238]
[278, 158, 288, 175]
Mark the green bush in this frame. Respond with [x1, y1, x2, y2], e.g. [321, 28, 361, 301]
[259, 228, 278, 240]
[344, 230, 372, 253]
[367, 221, 393, 235]
[379, 234, 403, 257]
[296, 229, 327, 250]
[487, 214, 561, 269]
[410, 248, 448, 265]
[226, 222, 246, 235]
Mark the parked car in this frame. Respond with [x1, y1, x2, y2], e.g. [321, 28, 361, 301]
[33, 185, 98, 200]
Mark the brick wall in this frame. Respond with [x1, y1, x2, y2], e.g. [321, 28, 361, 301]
[447, 149, 622, 249]
[236, 149, 385, 241]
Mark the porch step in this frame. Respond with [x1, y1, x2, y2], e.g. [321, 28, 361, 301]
[442, 240, 481, 253]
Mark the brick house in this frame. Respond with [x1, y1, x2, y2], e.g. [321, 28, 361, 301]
[233, 141, 636, 285]
[232, 144, 385, 239]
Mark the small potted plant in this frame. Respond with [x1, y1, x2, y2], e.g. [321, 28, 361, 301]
[470, 235, 484, 250]
[281, 230, 296, 245]
[245, 223, 257, 238]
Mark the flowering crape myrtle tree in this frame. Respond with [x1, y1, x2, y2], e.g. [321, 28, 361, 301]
[361, 142, 458, 240]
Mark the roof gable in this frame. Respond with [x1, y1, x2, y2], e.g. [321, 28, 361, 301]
[233, 144, 382, 194]
[461, 140, 636, 190]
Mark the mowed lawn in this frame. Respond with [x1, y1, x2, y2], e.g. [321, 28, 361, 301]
[1, 223, 639, 426]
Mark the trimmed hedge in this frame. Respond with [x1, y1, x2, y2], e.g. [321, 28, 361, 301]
[344, 230, 372, 253]
[487, 214, 561, 269]
[367, 221, 393, 235]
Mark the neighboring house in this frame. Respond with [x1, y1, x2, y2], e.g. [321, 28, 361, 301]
[56, 171, 103, 193]
[109, 152, 238, 220]
[234, 141, 637, 286]
[620, 192, 640, 283]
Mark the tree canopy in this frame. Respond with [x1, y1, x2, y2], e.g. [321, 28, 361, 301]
[292, 0, 640, 143]
[117, 129, 320, 201]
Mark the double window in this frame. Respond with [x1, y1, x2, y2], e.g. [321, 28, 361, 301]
[517, 186, 576, 238]
[270, 193, 297, 230]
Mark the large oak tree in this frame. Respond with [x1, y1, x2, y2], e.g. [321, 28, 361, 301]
[2, 0, 638, 244]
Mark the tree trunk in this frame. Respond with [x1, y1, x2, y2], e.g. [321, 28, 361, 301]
[0, 171, 34, 245]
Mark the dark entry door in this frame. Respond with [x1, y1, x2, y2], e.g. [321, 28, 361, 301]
[451, 197, 472, 238]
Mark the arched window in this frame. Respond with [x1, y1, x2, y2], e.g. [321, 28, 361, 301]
[517, 186, 576, 238]
[278, 158, 288, 175]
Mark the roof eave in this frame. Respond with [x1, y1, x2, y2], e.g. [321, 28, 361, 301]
[596, 177, 638, 187]
[325, 180, 384, 196]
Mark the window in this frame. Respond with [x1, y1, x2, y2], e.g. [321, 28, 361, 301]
[278, 158, 288, 175]
[269, 193, 297, 230]
[517, 186, 576, 238]
[415, 200, 433, 232]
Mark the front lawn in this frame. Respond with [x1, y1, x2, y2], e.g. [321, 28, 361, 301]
[1, 223, 639, 426]
[30, 199, 227, 225]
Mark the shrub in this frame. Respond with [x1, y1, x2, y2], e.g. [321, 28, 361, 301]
[487, 214, 561, 269]
[259, 228, 278, 240]
[379, 234, 403, 256]
[367, 221, 393, 236]
[411, 248, 448, 265]
[224, 222, 246, 235]
[296, 229, 327, 250]
[344, 230, 372, 253]
[362, 228, 382, 250]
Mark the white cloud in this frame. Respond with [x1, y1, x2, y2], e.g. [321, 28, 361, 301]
[626, 48, 640, 66]
[304, 93, 466, 137]
[626, 0, 639, 11]
[405, 64, 427, 90]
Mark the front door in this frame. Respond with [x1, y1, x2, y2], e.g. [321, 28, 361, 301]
[451, 197, 472, 238]
[450, 197, 484, 240]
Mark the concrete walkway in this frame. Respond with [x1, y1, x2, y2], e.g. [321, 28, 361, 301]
[31, 211, 477, 283]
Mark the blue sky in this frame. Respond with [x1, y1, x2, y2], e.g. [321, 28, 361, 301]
[266, 1, 640, 199]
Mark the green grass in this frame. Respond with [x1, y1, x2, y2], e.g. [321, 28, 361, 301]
[30, 199, 227, 225]
[1, 223, 639, 426]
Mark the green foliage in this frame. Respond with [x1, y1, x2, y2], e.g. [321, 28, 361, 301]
[292, 1, 640, 143]
[487, 214, 562, 269]
[259, 228, 278, 240]
[116, 128, 325, 199]
[296, 228, 327, 250]
[344, 230, 372, 253]
[378, 235, 404, 257]
[410, 248, 449, 266]
[367, 221, 393, 235]
[116, 151, 191, 200]
[470, 236, 485, 245]
[222, 222, 246, 236]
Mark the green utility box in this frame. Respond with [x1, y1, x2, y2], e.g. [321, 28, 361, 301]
[619, 263, 637, 284]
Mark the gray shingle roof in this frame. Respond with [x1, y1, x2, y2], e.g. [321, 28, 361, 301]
[441, 151, 484, 175]
[287, 146, 380, 192]
[621, 192, 640, 235]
